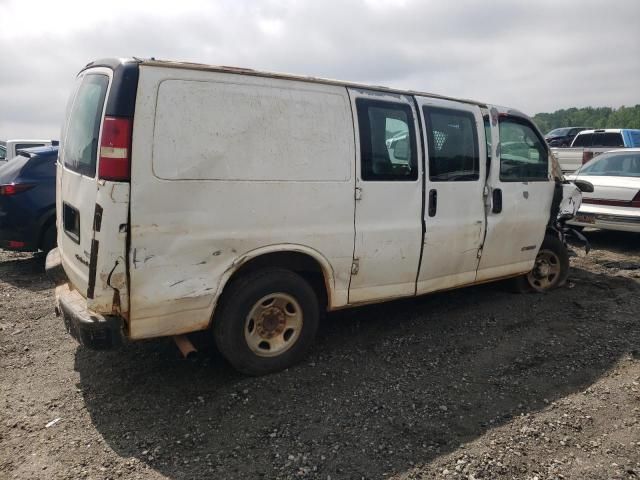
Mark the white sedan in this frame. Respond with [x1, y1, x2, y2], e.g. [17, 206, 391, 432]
[566, 148, 640, 233]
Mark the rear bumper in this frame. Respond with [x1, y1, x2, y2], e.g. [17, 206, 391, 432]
[568, 208, 640, 233]
[46, 248, 125, 350]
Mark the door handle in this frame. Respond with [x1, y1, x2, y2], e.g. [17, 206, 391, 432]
[428, 189, 437, 217]
[492, 188, 502, 214]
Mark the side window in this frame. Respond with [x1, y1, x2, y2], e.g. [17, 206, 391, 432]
[592, 132, 623, 148]
[356, 99, 418, 181]
[15, 143, 45, 151]
[425, 107, 479, 181]
[0, 145, 5, 160]
[630, 131, 640, 147]
[572, 133, 592, 147]
[499, 118, 549, 181]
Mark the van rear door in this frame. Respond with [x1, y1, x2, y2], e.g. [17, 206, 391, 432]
[57, 62, 137, 315]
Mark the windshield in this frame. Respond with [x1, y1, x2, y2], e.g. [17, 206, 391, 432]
[546, 128, 571, 137]
[578, 151, 640, 177]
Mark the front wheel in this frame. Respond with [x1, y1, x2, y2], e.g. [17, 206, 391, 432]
[514, 234, 570, 292]
[213, 268, 319, 375]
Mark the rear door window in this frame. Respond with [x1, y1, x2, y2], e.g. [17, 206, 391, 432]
[63, 74, 109, 177]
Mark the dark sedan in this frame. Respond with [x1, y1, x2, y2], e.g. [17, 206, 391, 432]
[0, 146, 57, 253]
[545, 127, 593, 147]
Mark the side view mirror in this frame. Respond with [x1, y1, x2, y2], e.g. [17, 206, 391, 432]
[573, 179, 594, 193]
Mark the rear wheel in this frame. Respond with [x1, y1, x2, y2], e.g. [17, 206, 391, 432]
[514, 234, 569, 293]
[213, 268, 319, 375]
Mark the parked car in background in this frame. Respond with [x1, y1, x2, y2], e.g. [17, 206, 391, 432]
[545, 126, 592, 147]
[552, 128, 640, 173]
[566, 148, 640, 233]
[0, 139, 57, 165]
[0, 146, 58, 252]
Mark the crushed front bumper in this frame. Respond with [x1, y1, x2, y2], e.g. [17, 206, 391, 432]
[46, 248, 124, 350]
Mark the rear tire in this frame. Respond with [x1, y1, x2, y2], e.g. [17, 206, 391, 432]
[213, 268, 319, 375]
[513, 234, 569, 293]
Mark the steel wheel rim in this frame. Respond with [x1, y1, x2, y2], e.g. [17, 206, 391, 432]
[527, 249, 561, 291]
[244, 293, 303, 357]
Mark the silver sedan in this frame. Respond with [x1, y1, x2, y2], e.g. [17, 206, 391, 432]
[566, 148, 640, 233]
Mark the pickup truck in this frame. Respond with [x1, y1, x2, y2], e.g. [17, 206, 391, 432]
[0, 139, 57, 165]
[551, 128, 640, 173]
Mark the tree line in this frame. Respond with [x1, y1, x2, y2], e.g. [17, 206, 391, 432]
[532, 105, 640, 134]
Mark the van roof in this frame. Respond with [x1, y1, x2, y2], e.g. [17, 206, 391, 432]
[85, 57, 492, 110]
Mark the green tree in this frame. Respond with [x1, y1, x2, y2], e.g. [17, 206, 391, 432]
[532, 105, 640, 133]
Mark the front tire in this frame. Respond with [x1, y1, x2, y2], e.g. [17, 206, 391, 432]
[213, 268, 319, 375]
[514, 234, 569, 292]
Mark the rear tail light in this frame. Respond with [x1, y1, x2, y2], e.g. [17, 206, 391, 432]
[0, 184, 35, 196]
[632, 191, 640, 208]
[98, 116, 132, 181]
[8, 240, 26, 248]
[582, 151, 594, 164]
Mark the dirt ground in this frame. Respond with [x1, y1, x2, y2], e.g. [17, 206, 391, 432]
[1, 229, 639, 480]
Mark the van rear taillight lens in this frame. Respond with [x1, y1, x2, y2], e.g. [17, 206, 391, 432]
[0, 184, 35, 196]
[98, 116, 132, 181]
[632, 191, 640, 208]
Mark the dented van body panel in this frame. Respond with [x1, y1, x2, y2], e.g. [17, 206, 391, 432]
[50, 58, 577, 358]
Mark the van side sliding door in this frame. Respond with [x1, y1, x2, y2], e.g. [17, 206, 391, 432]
[415, 97, 487, 293]
[347, 89, 423, 303]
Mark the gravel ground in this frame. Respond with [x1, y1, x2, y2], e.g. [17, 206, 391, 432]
[1, 229, 639, 480]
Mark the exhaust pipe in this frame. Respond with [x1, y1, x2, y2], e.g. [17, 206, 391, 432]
[173, 334, 197, 359]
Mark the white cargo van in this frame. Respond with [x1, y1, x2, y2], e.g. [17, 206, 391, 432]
[47, 58, 585, 375]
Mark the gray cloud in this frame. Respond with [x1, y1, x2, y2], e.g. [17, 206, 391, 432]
[0, 0, 638, 139]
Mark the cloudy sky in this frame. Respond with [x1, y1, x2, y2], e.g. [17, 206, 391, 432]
[1, 0, 638, 139]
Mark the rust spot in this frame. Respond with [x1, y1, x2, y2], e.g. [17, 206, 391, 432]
[109, 272, 126, 290]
